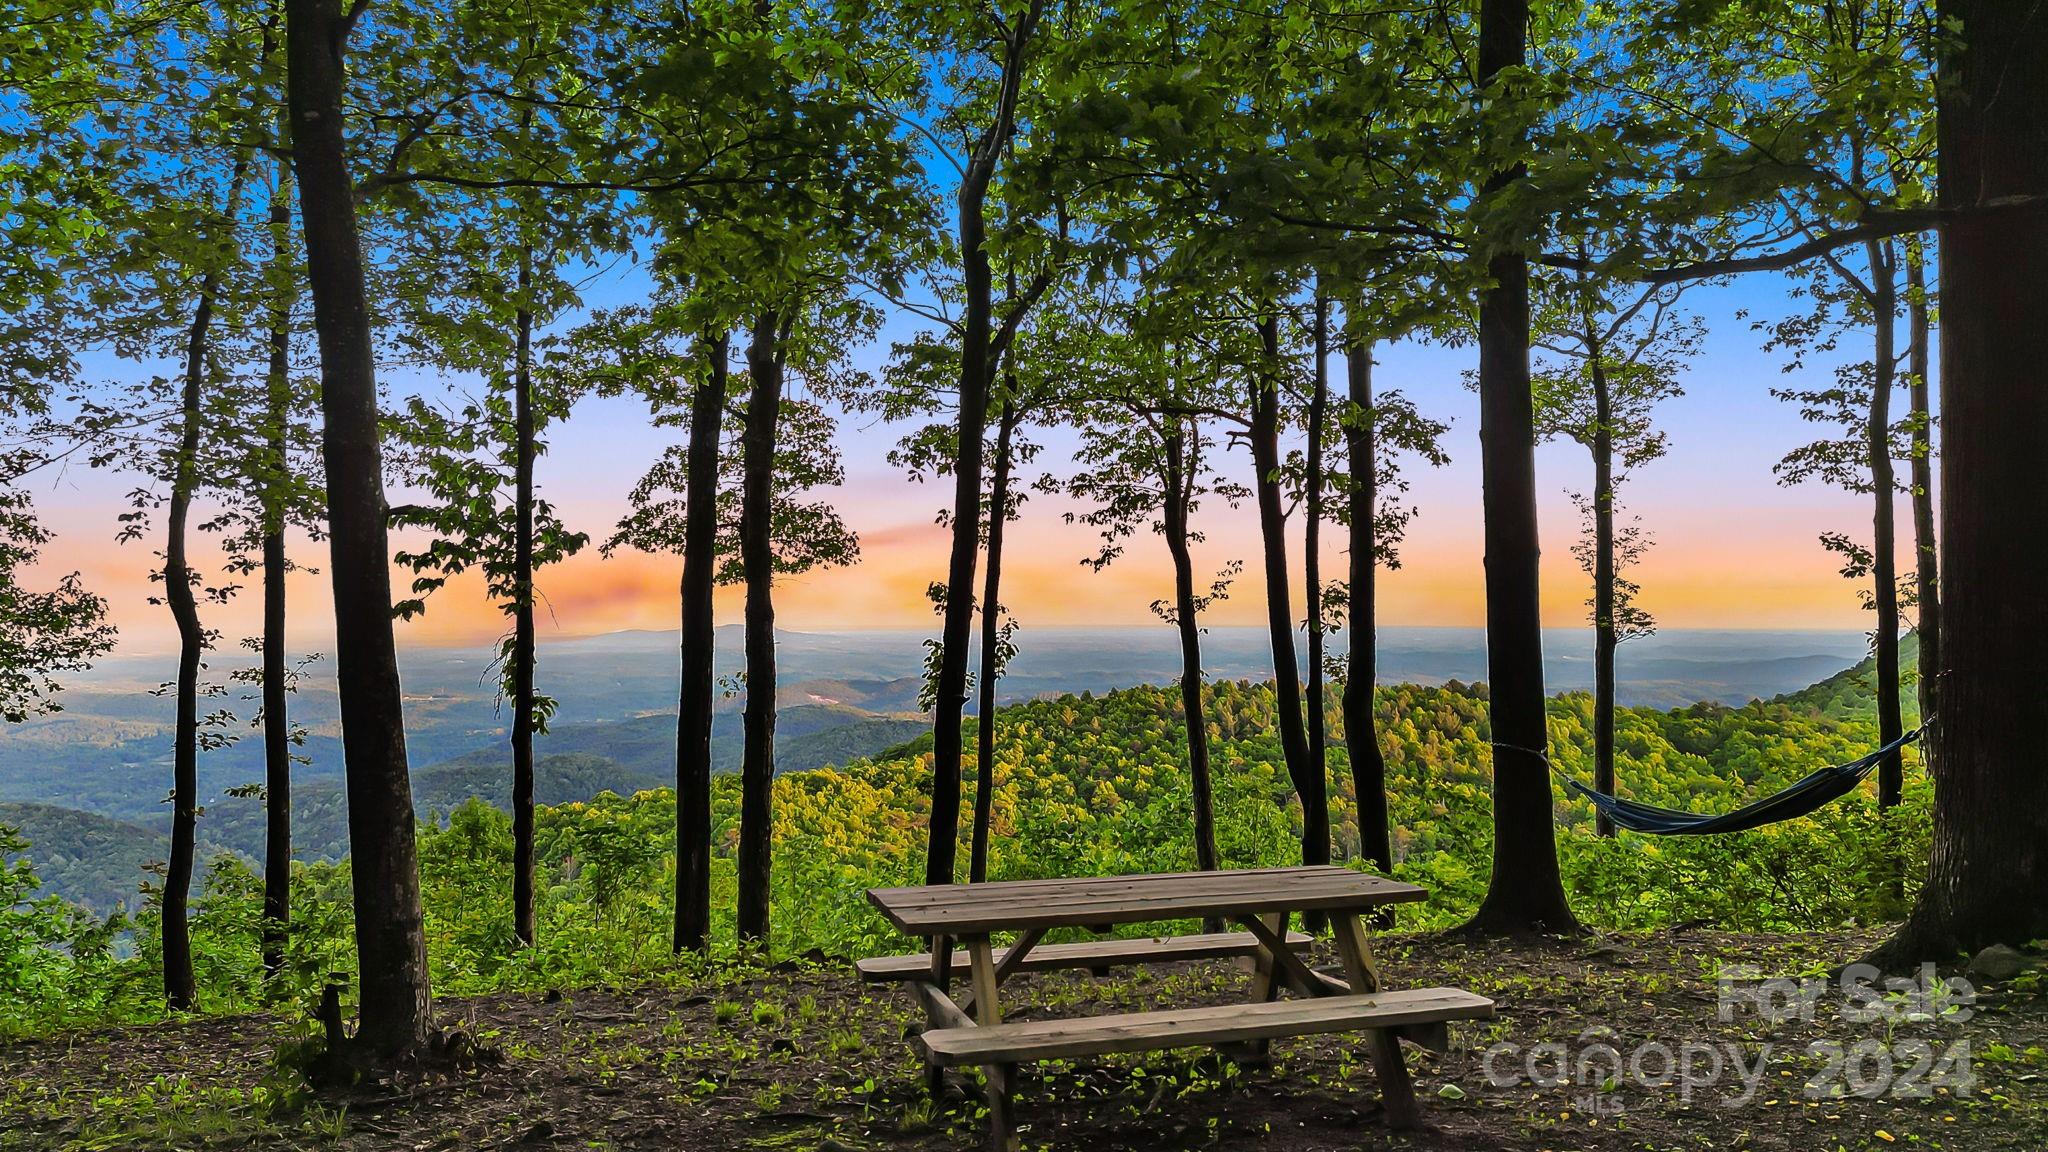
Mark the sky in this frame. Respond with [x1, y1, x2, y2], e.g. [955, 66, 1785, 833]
[22, 254, 1919, 659]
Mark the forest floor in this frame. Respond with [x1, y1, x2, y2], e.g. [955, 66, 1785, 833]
[4, 928, 2045, 1152]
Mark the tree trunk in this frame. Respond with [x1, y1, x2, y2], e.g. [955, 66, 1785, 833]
[1341, 324, 1392, 877]
[1906, 249, 1940, 725]
[1304, 291, 1329, 852]
[673, 333, 727, 954]
[929, 208, 991, 877]
[927, 178, 992, 890]
[969, 396, 1017, 884]
[1252, 317, 1327, 873]
[1866, 241, 1905, 808]
[285, 0, 432, 1055]
[1464, 0, 1579, 936]
[736, 312, 781, 946]
[1587, 326, 1618, 839]
[510, 253, 538, 946]
[260, 180, 293, 980]
[1162, 419, 1219, 875]
[1877, 0, 2048, 963]
[927, 5, 1040, 887]
[161, 283, 214, 1013]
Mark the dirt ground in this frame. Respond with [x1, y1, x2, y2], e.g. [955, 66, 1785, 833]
[4, 929, 2044, 1151]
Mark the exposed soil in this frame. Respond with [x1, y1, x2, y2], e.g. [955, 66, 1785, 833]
[4, 929, 2044, 1151]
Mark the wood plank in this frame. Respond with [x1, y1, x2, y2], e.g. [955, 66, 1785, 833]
[857, 930, 1314, 982]
[871, 866, 1412, 907]
[914, 981, 974, 1031]
[958, 928, 1043, 1016]
[873, 876, 1417, 912]
[1329, 910, 1416, 1127]
[869, 868, 1425, 936]
[1233, 912, 1326, 999]
[916, 987, 1495, 1066]
[967, 938, 1002, 1027]
[1329, 912, 1384, 994]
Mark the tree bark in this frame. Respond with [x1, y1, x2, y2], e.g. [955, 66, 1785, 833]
[673, 333, 727, 954]
[1341, 324, 1392, 877]
[1252, 317, 1327, 873]
[1304, 292, 1329, 851]
[1865, 241, 1905, 808]
[1877, 0, 2048, 963]
[285, 0, 432, 1055]
[260, 179, 293, 979]
[1586, 325, 1618, 839]
[1464, 0, 1580, 936]
[1906, 249, 1939, 724]
[510, 252, 538, 946]
[736, 312, 781, 945]
[1162, 418, 1219, 875]
[161, 279, 215, 1013]
[969, 395, 1017, 884]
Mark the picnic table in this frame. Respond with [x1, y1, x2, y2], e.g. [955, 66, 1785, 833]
[859, 866, 1494, 1150]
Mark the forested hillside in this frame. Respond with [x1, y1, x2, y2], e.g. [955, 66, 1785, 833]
[0, 647, 1928, 1036]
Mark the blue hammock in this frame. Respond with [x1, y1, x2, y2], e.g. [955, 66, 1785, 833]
[1552, 726, 1923, 836]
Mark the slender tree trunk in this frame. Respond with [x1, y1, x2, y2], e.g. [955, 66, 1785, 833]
[260, 178, 293, 979]
[1252, 317, 1327, 873]
[1866, 241, 1905, 808]
[510, 253, 538, 946]
[1876, 0, 2048, 964]
[1587, 330, 1618, 838]
[1162, 419, 1219, 875]
[969, 396, 1017, 884]
[736, 312, 781, 946]
[161, 285, 215, 1013]
[673, 334, 727, 954]
[1465, 0, 1579, 936]
[1341, 324, 1392, 877]
[285, 0, 432, 1055]
[927, 181, 992, 890]
[1305, 291, 1329, 853]
[927, 4, 1040, 888]
[1906, 250, 1940, 724]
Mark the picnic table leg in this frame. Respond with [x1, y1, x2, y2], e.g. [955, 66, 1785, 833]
[966, 936, 1018, 1152]
[1223, 911, 1288, 1066]
[1330, 911, 1419, 1129]
[925, 934, 953, 1099]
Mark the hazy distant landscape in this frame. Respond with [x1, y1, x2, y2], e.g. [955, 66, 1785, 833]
[0, 625, 1869, 909]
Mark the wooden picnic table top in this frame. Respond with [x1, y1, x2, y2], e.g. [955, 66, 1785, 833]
[866, 865, 1426, 936]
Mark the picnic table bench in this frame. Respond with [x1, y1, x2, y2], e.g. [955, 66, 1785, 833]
[861, 866, 1494, 1150]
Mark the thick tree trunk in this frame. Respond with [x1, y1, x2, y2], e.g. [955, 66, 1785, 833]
[1304, 292, 1329, 849]
[1866, 242, 1905, 808]
[1906, 250, 1939, 724]
[162, 286, 214, 1013]
[1252, 317, 1327, 873]
[969, 396, 1017, 884]
[1162, 420, 1219, 875]
[1588, 339, 1618, 838]
[285, 0, 432, 1056]
[1341, 324, 1392, 877]
[1878, 0, 2048, 963]
[736, 312, 781, 945]
[1464, 0, 1579, 936]
[260, 183, 293, 979]
[673, 334, 727, 954]
[510, 255, 538, 947]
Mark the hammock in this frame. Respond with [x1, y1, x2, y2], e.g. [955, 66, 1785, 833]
[1551, 726, 1923, 836]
